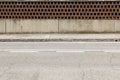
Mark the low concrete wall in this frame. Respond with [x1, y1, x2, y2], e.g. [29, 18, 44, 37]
[0, 19, 118, 33]
[59, 20, 115, 33]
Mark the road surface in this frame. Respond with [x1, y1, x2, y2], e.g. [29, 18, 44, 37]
[0, 42, 120, 52]
[0, 42, 120, 80]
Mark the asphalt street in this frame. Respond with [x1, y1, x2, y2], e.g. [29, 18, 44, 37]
[0, 42, 120, 52]
[0, 42, 120, 80]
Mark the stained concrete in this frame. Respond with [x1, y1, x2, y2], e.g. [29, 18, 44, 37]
[92, 20, 115, 32]
[40, 20, 58, 33]
[0, 19, 118, 33]
[59, 20, 115, 33]
[21, 19, 58, 33]
[0, 20, 5, 33]
[59, 20, 85, 32]
[115, 20, 120, 32]
[21, 20, 41, 33]
[5, 19, 22, 33]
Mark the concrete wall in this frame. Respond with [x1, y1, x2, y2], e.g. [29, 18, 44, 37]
[0, 19, 119, 33]
[0, 0, 118, 34]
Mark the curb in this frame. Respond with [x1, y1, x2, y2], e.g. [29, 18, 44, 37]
[0, 34, 119, 42]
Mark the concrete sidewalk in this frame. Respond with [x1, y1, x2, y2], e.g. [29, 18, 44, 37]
[0, 34, 120, 42]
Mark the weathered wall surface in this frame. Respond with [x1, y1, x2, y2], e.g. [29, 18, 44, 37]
[0, 19, 119, 33]
[0, 0, 118, 33]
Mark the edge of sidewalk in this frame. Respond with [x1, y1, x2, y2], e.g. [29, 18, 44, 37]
[0, 34, 119, 42]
